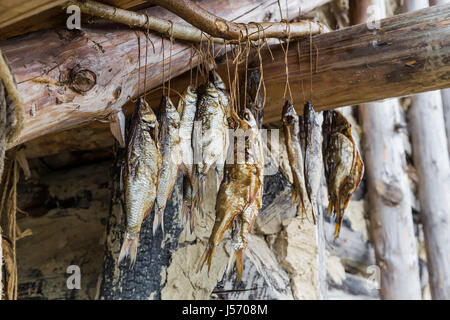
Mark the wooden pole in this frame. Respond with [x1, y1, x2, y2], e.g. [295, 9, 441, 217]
[402, 0, 450, 300]
[430, 0, 450, 155]
[352, 0, 422, 300]
[1, 4, 449, 147]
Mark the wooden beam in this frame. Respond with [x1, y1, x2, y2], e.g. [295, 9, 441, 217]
[0, 0, 327, 147]
[0, 1, 152, 40]
[1, 3, 450, 148]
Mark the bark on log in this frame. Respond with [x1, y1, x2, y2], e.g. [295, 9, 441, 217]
[354, 0, 422, 300]
[1, 3, 450, 147]
[402, 0, 450, 300]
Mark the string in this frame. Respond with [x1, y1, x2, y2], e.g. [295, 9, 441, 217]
[297, 41, 305, 104]
[143, 24, 149, 99]
[161, 36, 165, 96]
[168, 21, 174, 100]
[309, 22, 313, 102]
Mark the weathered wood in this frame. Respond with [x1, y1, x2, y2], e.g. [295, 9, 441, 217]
[430, 0, 450, 154]
[402, 0, 450, 300]
[408, 91, 450, 299]
[442, 88, 450, 153]
[0, 0, 154, 40]
[2, 4, 450, 147]
[354, 0, 422, 300]
[0, 0, 67, 30]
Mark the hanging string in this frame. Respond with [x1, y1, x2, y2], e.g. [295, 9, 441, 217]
[161, 35, 166, 96]
[143, 24, 149, 99]
[168, 21, 174, 100]
[281, 20, 293, 103]
[134, 30, 141, 103]
[309, 22, 313, 102]
[297, 40, 305, 104]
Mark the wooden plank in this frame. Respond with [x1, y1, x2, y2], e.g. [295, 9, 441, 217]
[1, 3, 450, 147]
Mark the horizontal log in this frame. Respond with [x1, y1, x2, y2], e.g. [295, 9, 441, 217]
[0, 1, 151, 40]
[1, 0, 325, 148]
[2, 3, 450, 148]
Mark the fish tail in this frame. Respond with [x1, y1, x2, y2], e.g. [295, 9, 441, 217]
[153, 208, 165, 236]
[118, 235, 139, 267]
[198, 244, 216, 274]
[234, 249, 245, 283]
[327, 200, 333, 217]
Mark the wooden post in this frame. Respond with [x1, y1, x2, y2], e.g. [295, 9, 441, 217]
[402, 0, 450, 300]
[352, 0, 422, 300]
[430, 0, 450, 154]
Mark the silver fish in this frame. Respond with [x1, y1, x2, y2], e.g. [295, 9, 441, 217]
[193, 71, 229, 210]
[154, 96, 182, 235]
[304, 101, 324, 221]
[119, 98, 162, 265]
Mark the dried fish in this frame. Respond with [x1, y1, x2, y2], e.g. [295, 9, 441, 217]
[323, 110, 364, 239]
[282, 101, 312, 221]
[193, 71, 230, 209]
[198, 109, 264, 281]
[303, 101, 324, 222]
[119, 98, 162, 266]
[177, 85, 198, 224]
[154, 96, 182, 235]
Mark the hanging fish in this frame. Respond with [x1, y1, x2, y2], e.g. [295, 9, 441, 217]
[119, 98, 162, 265]
[192, 71, 229, 210]
[198, 109, 263, 281]
[303, 102, 324, 222]
[177, 85, 198, 224]
[282, 101, 313, 221]
[323, 110, 364, 239]
[153, 96, 182, 235]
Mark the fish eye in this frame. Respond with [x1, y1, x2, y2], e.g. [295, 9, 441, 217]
[244, 112, 250, 121]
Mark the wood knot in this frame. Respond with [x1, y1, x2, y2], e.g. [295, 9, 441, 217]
[215, 19, 228, 34]
[375, 180, 403, 207]
[69, 67, 96, 93]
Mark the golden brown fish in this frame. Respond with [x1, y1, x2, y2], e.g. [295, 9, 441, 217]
[323, 110, 364, 239]
[282, 101, 313, 221]
[198, 109, 263, 280]
[119, 98, 162, 266]
[154, 96, 182, 235]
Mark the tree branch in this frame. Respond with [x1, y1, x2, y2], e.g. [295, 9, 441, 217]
[73, 0, 324, 43]
[71, 0, 223, 43]
[151, 0, 324, 40]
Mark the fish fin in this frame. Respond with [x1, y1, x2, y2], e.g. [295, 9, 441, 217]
[118, 236, 139, 267]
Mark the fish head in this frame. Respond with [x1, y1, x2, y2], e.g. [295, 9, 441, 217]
[282, 100, 298, 127]
[138, 98, 158, 129]
[165, 97, 181, 128]
[239, 108, 258, 130]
